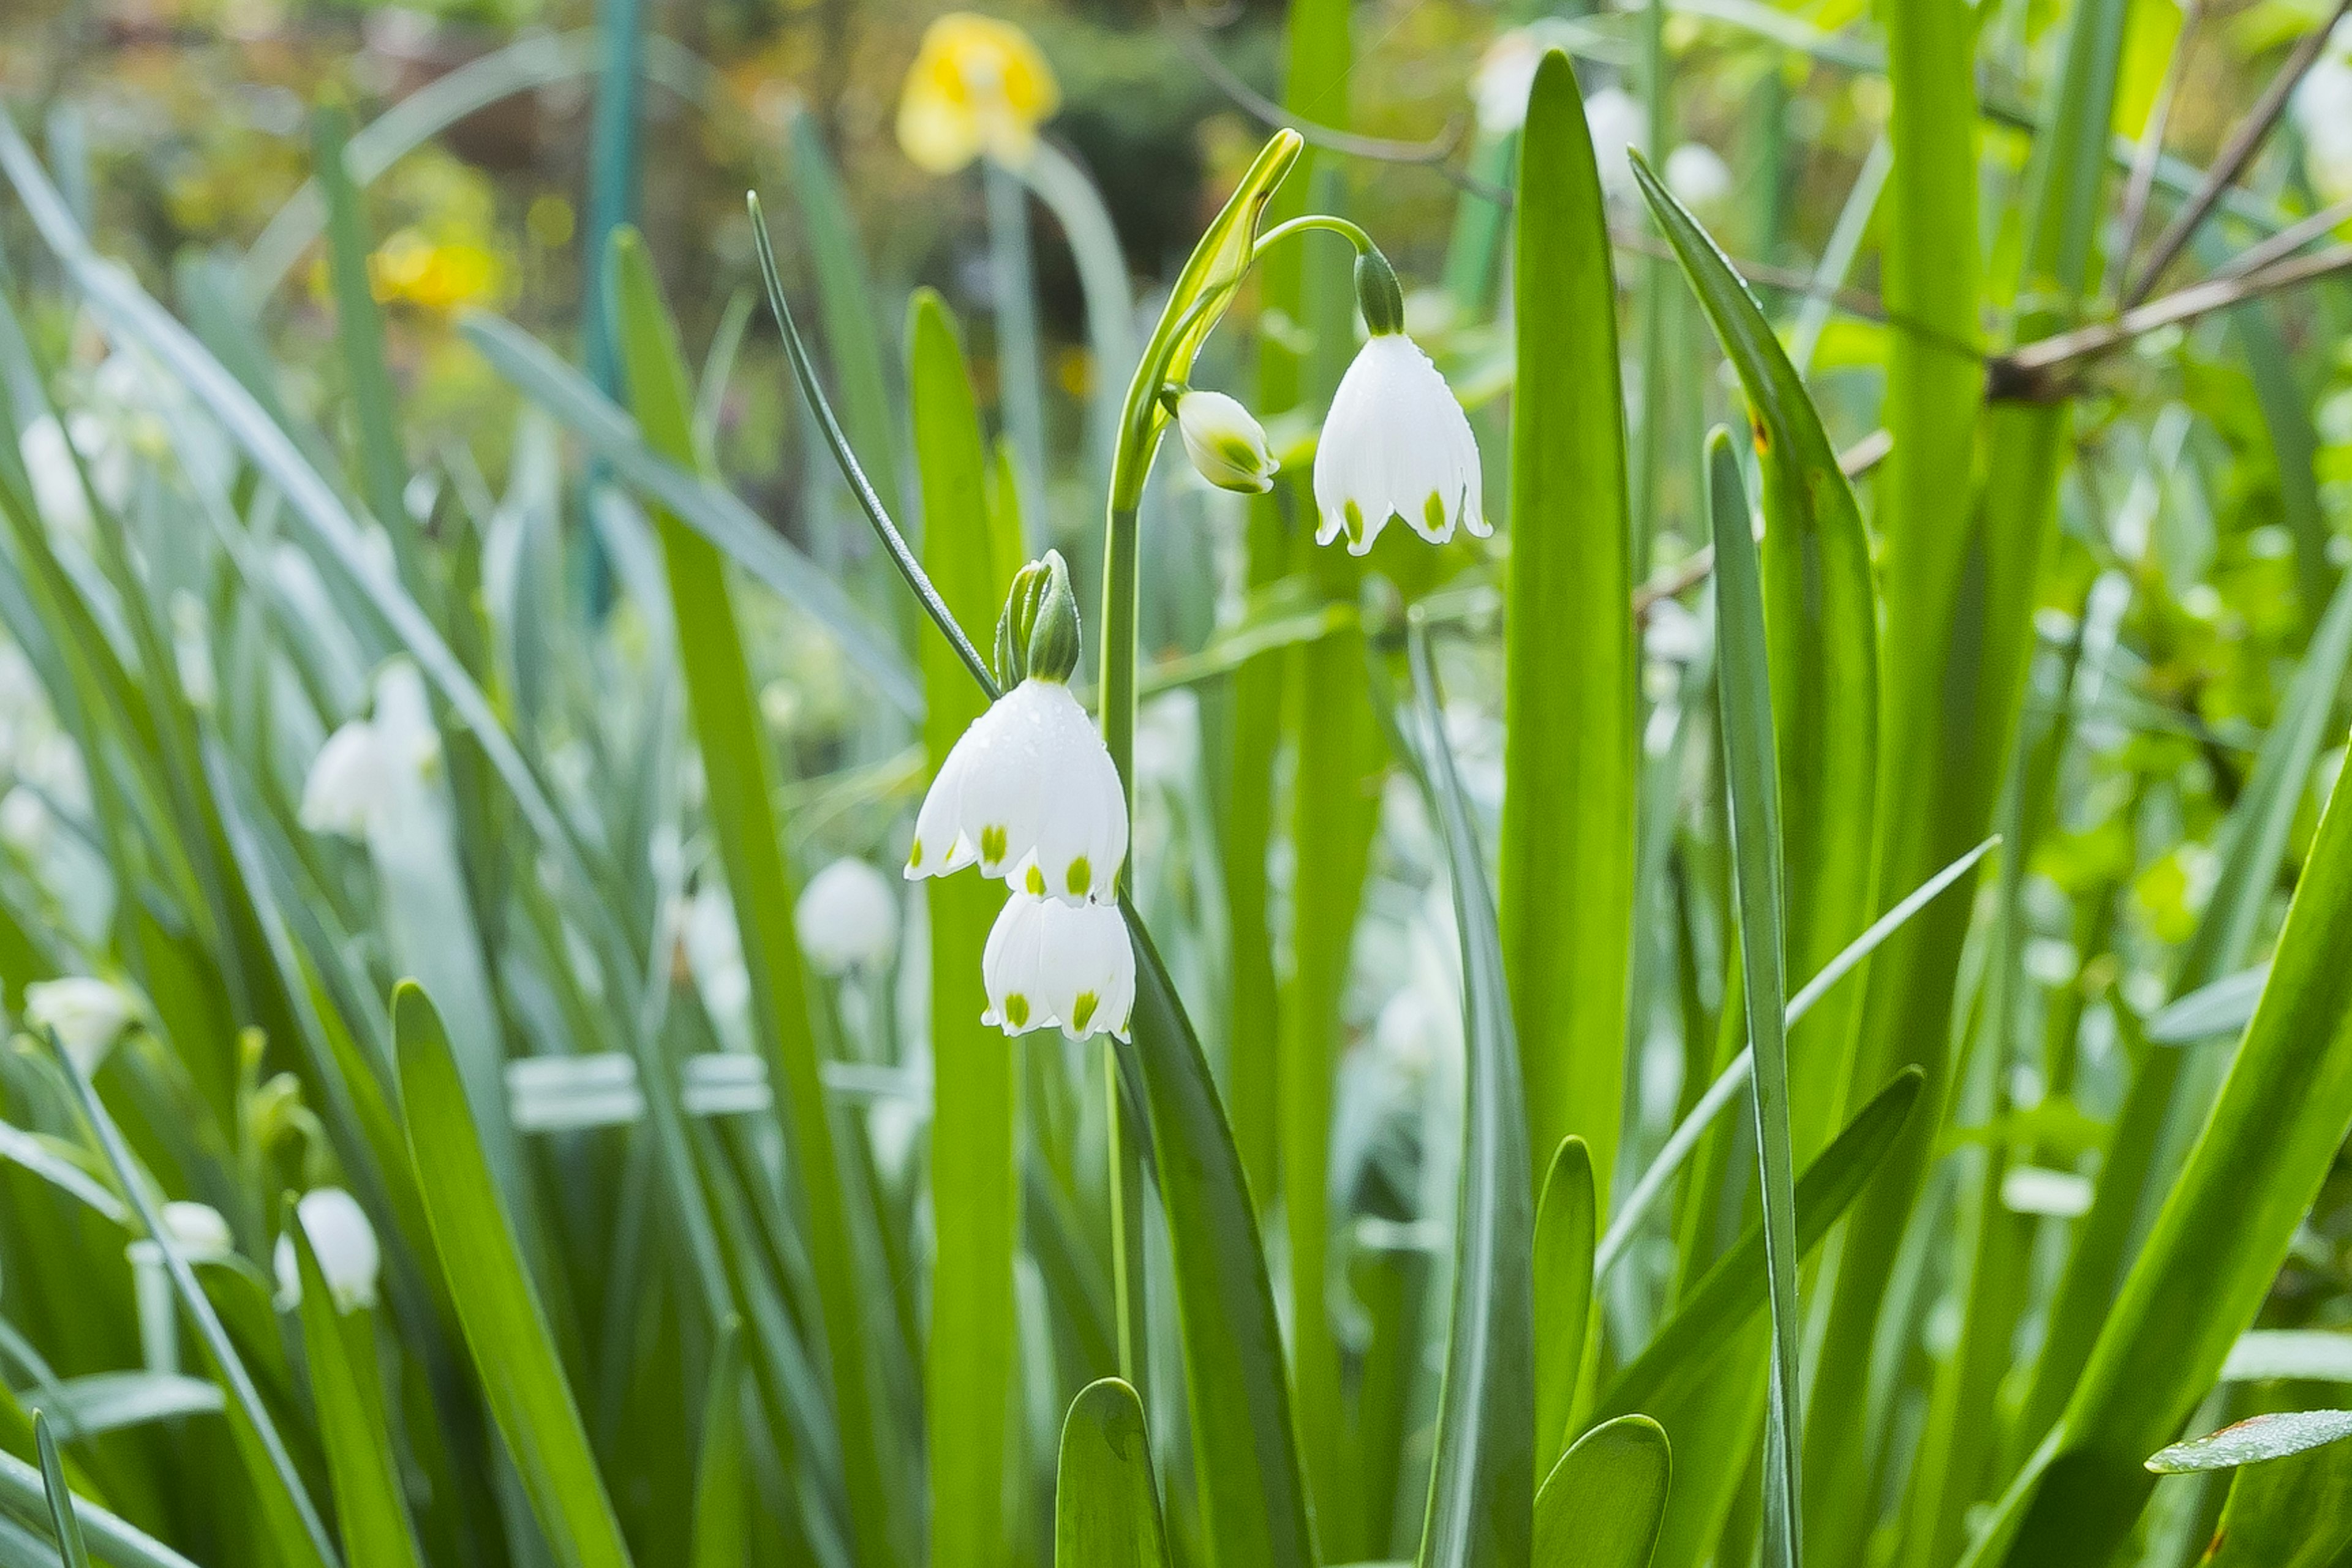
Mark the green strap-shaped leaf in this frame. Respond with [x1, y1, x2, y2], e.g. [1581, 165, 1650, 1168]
[1054, 1380, 1172, 1568]
[611, 229, 897, 1568]
[1534, 1138, 1596, 1477]
[2201, 1427, 2352, 1568]
[288, 1203, 424, 1568]
[1534, 1415, 1671, 1568]
[32, 1415, 86, 1568]
[394, 982, 633, 1568]
[910, 287, 1019, 1568]
[1397, 627, 1534, 1568]
[1596, 1066, 1924, 1420]
[690, 1323, 748, 1568]
[2149, 1411, 2352, 1475]
[1500, 50, 1638, 1217]
[0, 1447, 195, 1568]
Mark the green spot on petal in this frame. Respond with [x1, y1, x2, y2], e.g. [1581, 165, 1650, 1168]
[908, 838, 923, 868]
[1067, 856, 1091, 897]
[1425, 491, 1447, 537]
[1071, 993, 1098, 1033]
[1004, 993, 1030, 1028]
[1344, 500, 1365, 546]
[1025, 865, 1047, 895]
[981, 824, 1008, 865]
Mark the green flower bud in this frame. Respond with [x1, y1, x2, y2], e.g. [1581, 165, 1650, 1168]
[993, 549, 1082, 686]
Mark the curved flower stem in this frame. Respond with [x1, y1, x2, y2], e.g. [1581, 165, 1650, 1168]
[1250, 213, 1377, 260]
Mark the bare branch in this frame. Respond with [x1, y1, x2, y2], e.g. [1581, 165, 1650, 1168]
[2212, 195, 2352, 281]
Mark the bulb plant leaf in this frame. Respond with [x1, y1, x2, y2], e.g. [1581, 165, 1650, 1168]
[1054, 1379, 1172, 1568]
[1532, 1414, 1672, 1568]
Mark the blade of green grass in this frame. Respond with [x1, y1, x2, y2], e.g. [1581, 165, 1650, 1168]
[1533, 1415, 1671, 1568]
[288, 1201, 425, 1568]
[611, 230, 896, 1568]
[394, 982, 633, 1568]
[1054, 1379, 1172, 1568]
[690, 1322, 747, 1568]
[311, 102, 418, 588]
[1392, 622, 1534, 1568]
[0, 1449, 195, 1568]
[1594, 1067, 1924, 1421]
[31, 1415, 86, 1568]
[1694, 420, 1800, 1568]
[909, 287, 1019, 1568]
[1965, 710, 2352, 1564]
[1501, 50, 1638, 1215]
[1534, 1138, 1596, 1478]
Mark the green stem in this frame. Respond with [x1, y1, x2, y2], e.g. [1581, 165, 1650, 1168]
[1100, 505, 1140, 849]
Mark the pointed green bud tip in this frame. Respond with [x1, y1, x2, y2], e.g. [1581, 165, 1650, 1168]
[1354, 245, 1406, 337]
[993, 550, 1082, 686]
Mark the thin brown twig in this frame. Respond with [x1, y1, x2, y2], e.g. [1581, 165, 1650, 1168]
[2212, 195, 2352, 281]
[2123, 0, 2352, 306]
[1633, 548, 1716, 617]
[2114, 0, 2203, 273]
[1994, 241, 2352, 393]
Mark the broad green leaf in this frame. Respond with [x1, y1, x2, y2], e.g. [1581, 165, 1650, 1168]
[1054, 1379, 1171, 1568]
[394, 982, 633, 1568]
[1534, 1138, 1596, 1476]
[1500, 50, 1638, 1215]
[288, 1203, 424, 1568]
[1972, 718, 2352, 1566]
[1596, 1066, 1924, 1420]
[0, 1449, 194, 1568]
[2147, 1411, 2352, 1474]
[612, 230, 897, 1568]
[2144, 967, 2268, 1045]
[32, 1415, 85, 1568]
[1119, 903, 1315, 1568]
[1396, 627, 1534, 1568]
[910, 287, 1019, 1568]
[690, 1324, 747, 1568]
[23, 1376, 221, 1439]
[1532, 1415, 1671, 1568]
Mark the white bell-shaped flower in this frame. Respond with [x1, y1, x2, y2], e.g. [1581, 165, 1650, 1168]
[129, 1200, 235, 1270]
[979, 893, 1135, 1041]
[273, 1187, 381, 1313]
[1174, 390, 1279, 494]
[299, 662, 443, 840]
[908, 676, 1127, 903]
[1313, 333, 1488, 556]
[796, 858, 902, 974]
[21, 975, 140, 1076]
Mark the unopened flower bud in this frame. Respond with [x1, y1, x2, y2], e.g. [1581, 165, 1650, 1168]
[1173, 390, 1279, 494]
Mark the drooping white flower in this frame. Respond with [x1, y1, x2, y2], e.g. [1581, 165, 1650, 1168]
[1174, 390, 1279, 494]
[908, 676, 1127, 903]
[18, 416, 92, 542]
[273, 1187, 381, 1313]
[160, 1200, 235, 1255]
[1313, 334, 1488, 555]
[979, 893, 1135, 1041]
[21, 975, 139, 1075]
[1664, 142, 1734, 209]
[796, 858, 902, 974]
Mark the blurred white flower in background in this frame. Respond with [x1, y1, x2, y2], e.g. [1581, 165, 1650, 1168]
[1664, 143, 1735, 211]
[273, 1187, 382, 1313]
[682, 883, 752, 1039]
[2294, 26, 2352, 204]
[299, 662, 443, 840]
[796, 858, 902, 976]
[21, 974, 140, 1076]
[1471, 21, 1583, 135]
[1584, 86, 1648, 204]
[0, 788, 48, 858]
[18, 415, 94, 543]
[1643, 598, 1708, 665]
[129, 1200, 233, 1265]
[980, 893, 1135, 1041]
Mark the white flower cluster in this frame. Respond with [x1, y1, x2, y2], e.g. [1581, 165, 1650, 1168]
[907, 554, 1136, 1041]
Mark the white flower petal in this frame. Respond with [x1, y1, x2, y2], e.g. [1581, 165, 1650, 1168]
[1313, 334, 1485, 554]
[273, 1188, 380, 1313]
[22, 976, 139, 1076]
[300, 721, 387, 840]
[908, 679, 1126, 902]
[980, 894, 1133, 1041]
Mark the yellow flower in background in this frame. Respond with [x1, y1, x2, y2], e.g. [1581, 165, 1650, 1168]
[368, 227, 504, 314]
[896, 12, 1060, 175]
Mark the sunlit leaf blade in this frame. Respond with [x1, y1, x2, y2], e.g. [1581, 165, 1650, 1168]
[2143, 966, 2269, 1046]
[1534, 1138, 1596, 1477]
[2191, 1417, 2352, 1568]
[1532, 1415, 1671, 1568]
[1391, 625, 1534, 1568]
[2147, 1411, 2352, 1474]
[1054, 1379, 1172, 1568]
[31, 1415, 86, 1568]
[288, 1204, 424, 1568]
[1970, 723, 2352, 1566]
[394, 982, 634, 1568]
[1501, 49, 1638, 1218]
[611, 230, 897, 1568]
[910, 287, 1019, 1568]
[1596, 1067, 1924, 1420]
